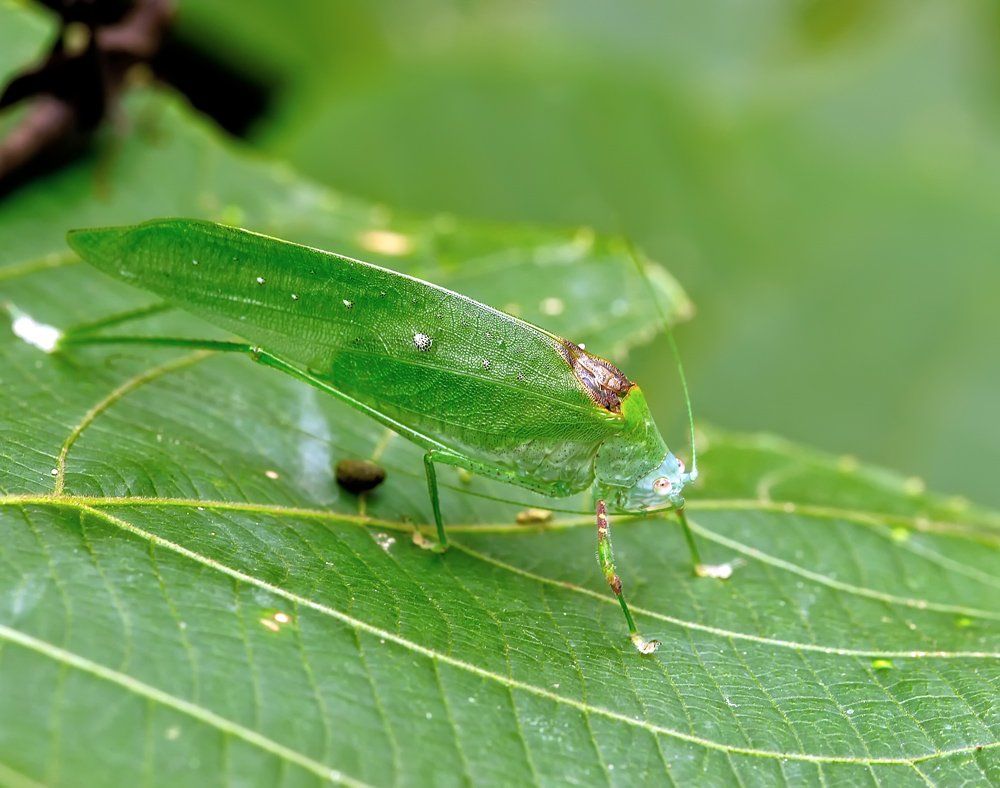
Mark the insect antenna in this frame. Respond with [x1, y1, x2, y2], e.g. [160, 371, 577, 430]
[664, 324, 697, 481]
[624, 242, 698, 480]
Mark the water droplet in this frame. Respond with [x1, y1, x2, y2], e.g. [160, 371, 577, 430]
[291, 293, 299, 301]
[540, 297, 565, 316]
[273, 612, 291, 624]
[871, 658, 894, 670]
[425, 712, 433, 720]
[467, 697, 476, 704]
[49, 468, 58, 477]
[264, 469, 279, 480]
[191, 259, 199, 266]
[482, 359, 491, 370]
[845, 708, 854, 716]
[259, 617, 280, 633]
[413, 332, 432, 351]
[342, 299, 354, 309]
[256, 276, 265, 285]
[578, 342, 586, 350]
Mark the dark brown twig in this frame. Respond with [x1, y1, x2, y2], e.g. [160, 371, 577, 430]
[0, 0, 174, 195]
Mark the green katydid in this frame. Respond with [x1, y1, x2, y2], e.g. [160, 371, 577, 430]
[24, 218, 729, 654]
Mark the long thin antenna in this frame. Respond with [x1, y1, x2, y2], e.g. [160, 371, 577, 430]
[664, 325, 697, 478]
[625, 242, 698, 479]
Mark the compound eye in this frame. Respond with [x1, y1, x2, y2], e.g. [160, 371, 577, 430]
[653, 477, 673, 496]
[676, 459, 685, 475]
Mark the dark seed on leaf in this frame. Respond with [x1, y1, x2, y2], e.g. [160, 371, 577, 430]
[335, 459, 387, 494]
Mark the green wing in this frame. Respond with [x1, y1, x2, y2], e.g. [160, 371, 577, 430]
[67, 219, 622, 493]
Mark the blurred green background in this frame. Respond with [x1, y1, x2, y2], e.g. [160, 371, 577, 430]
[36, 1, 1000, 503]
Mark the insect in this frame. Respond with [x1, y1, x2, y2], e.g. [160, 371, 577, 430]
[38, 218, 725, 653]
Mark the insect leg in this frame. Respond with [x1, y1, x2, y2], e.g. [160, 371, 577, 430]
[57, 333, 449, 451]
[675, 505, 704, 569]
[421, 453, 449, 553]
[676, 507, 739, 580]
[596, 500, 660, 655]
[61, 302, 176, 338]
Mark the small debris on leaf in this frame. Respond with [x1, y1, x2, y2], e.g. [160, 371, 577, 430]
[335, 458, 387, 494]
[516, 508, 553, 525]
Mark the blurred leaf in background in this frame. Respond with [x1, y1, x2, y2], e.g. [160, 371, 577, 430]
[174, 0, 1000, 507]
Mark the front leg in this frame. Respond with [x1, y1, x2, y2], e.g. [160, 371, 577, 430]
[596, 500, 660, 655]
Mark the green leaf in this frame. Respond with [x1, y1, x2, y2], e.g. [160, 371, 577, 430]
[1, 6, 998, 785]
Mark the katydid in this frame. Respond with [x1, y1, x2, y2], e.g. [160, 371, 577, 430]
[42, 219, 722, 654]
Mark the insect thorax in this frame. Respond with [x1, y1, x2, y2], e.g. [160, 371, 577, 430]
[593, 386, 668, 489]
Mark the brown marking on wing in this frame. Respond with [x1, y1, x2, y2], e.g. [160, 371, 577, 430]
[557, 339, 634, 413]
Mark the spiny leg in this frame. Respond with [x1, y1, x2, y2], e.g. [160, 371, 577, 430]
[596, 500, 659, 655]
[676, 506, 740, 580]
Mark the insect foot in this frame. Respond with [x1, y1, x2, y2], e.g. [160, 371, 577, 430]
[411, 530, 448, 553]
[694, 558, 745, 580]
[630, 634, 661, 655]
[5, 304, 62, 353]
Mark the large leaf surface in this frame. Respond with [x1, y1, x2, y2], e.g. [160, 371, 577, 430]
[1, 6, 999, 786]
